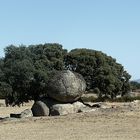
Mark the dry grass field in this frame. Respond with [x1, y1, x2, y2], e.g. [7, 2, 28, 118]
[0, 100, 140, 140]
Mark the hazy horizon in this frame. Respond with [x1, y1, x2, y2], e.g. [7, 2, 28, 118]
[0, 0, 140, 80]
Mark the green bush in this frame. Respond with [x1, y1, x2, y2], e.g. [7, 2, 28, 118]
[0, 44, 131, 105]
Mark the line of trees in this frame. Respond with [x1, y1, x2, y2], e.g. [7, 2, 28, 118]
[130, 81, 140, 91]
[0, 43, 131, 105]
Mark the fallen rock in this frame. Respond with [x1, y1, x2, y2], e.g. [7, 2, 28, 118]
[31, 101, 50, 116]
[73, 101, 86, 112]
[50, 103, 74, 116]
[47, 70, 86, 102]
[31, 98, 97, 116]
[50, 101, 95, 116]
[20, 109, 33, 118]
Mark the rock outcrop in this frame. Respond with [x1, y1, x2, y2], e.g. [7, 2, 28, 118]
[31, 70, 95, 117]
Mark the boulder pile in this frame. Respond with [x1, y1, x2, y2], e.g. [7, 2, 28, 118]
[31, 70, 95, 116]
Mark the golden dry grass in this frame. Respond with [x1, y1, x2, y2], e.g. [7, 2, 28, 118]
[0, 100, 140, 140]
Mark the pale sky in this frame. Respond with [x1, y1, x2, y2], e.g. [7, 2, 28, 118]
[0, 0, 140, 79]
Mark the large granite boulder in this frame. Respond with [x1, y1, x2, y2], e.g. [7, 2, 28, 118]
[47, 70, 86, 102]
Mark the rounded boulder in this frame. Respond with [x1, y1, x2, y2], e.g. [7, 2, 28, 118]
[31, 101, 50, 116]
[47, 70, 86, 102]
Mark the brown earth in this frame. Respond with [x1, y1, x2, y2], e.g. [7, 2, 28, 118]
[0, 100, 140, 140]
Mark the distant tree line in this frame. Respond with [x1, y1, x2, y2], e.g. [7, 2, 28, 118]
[0, 43, 131, 105]
[130, 81, 140, 91]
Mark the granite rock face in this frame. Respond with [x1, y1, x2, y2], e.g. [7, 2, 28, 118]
[47, 70, 86, 102]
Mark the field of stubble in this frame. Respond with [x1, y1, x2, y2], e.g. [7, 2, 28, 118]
[0, 100, 140, 140]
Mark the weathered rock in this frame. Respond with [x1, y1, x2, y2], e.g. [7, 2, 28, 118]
[73, 101, 86, 112]
[50, 103, 74, 116]
[20, 109, 33, 118]
[47, 70, 86, 102]
[50, 101, 95, 116]
[31, 98, 96, 116]
[31, 101, 49, 116]
[10, 109, 33, 118]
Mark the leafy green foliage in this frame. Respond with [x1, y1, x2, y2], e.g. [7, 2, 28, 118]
[65, 49, 131, 99]
[130, 81, 140, 91]
[0, 45, 131, 105]
[0, 43, 66, 105]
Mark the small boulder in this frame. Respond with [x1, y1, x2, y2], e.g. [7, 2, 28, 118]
[20, 109, 33, 118]
[31, 101, 49, 116]
[50, 101, 94, 116]
[50, 103, 74, 116]
[47, 70, 86, 102]
[73, 101, 86, 112]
